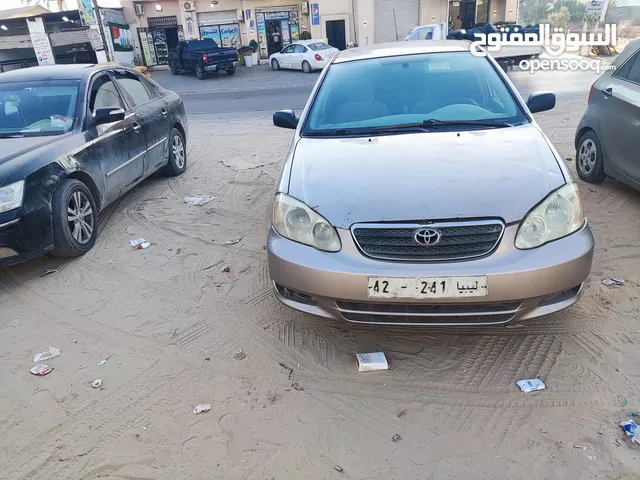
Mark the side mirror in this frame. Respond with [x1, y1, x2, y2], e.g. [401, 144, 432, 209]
[273, 109, 298, 129]
[527, 92, 556, 114]
[93, 107, 125, 126]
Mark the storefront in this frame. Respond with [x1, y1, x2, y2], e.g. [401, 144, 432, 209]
[255, 6, 301, 59]
[448, 0, 491, 30]
[198, 10, 241, 48]
[138, 15, 184, 66]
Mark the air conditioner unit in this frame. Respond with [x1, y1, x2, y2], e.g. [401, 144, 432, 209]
[236, 9, 244, 21]
[134, 3, 144, 15]
[302, 2, 309, 15]
[183, 1, 196, 12]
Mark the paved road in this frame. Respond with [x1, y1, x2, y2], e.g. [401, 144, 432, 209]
[151, 61, 599, 116]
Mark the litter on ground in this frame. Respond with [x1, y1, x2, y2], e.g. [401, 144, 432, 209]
[602, 278, 625, 286]
[184, 196, 215, 206]
[224, 237, 243, 246]
[355, 352, 389, 372]
[193, 404, 212, 414]
[41, 269, 59, 277]
[33, 346, 61, 363]
[620, 418, 640, 444]
[92, 379, 103, 388]
[516, 378, 546, 392]
[30, 364, 54, 376]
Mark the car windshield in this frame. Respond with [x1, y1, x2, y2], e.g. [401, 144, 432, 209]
[0, 80, 79, 137]
[303, 51, 527, 135]
[189, 38, 217, 50]
[308, 42, 332, 51]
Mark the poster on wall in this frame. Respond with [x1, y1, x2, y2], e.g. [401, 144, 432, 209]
[311, 4, 319, 25]
[178, 27, 185, 41]
[290, 24, 299, 41]
[200, 25, 221, 45]
[76, 0, 96, 26]
[220, 24, 241, 48]
[281, 20, 290, 45]
[147, 31, 158, 65]
[256, 13, 267, 58]
[183, 12, 196, 38]
[109, 22, 133, 51]
[26, 17, 55, 65]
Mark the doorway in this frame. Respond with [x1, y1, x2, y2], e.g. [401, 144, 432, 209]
[326, 19, 346, 50]
[266, 20, 283, 56]
[460, 0, 476, 30]
[165, 27, 179, 53]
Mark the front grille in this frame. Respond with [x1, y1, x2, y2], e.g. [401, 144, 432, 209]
[352, 220, 505, 261]
[337, 300, 520, 325]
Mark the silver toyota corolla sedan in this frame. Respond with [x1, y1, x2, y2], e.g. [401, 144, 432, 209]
[267, 41, 594, 326]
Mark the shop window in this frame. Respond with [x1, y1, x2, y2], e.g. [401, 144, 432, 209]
[112, 71, 151, 106]
[89, 74, 124, 114]
[199, 24, 241, 48]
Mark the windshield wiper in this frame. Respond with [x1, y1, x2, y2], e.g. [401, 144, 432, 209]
[0, 133, 25, 138]
[304, 128, 373, 137]
[420, 119, 514, 128]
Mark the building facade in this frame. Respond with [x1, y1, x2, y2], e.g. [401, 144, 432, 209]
[119, 0, 517, 66]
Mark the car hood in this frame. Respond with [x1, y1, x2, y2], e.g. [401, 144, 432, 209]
[287, 124, 566, 227]
[0, 134, 71, 186]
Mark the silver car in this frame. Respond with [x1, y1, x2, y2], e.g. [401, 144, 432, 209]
[267, 41, 594, 326]
[576, 38, 640, 189]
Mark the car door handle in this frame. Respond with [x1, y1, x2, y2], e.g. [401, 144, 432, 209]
[161, 108, 168, 116]
[601, 87, 613, 97]
[132, 122, 141, 133]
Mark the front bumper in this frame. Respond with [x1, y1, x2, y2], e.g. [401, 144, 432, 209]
[0, 203, 54, 267]
[267, 223, 595, 325]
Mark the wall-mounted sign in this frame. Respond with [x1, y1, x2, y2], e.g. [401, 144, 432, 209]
[109, 22, 133, 51]
[77, 0, 97, 26]
[311, 3, 319, 25]
[26, 17, 55, 65]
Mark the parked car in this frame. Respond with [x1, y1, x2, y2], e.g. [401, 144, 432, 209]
[575, 38, 640, 189]
[0, 64, 187, 266]
[169, 38, 239, 80]
[267, 41, 594, 326]
[269, 40, 339, 73]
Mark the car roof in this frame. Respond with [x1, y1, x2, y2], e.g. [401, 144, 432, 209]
[0, 63, 131, 83]
[334, 40, 473, 63]
[613, 37, 640, 68]
[295, 40, 329, 45]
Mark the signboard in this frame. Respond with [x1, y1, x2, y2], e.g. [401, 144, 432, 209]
[264, 12, 289, 20]
[290, 24, 299, 41]
[311, 3, 319, 25]
[109, 22, 133, 51]
[281, 20, 290, 45]
[87, 25, 104, 50]
[26, 17, 55, 65]
[200, 25, 221, 45]
[585, 0, 608, 20]
[77, 0, 97, 26]
[220, 24, 241, 47]
[257, 13, 267, 58]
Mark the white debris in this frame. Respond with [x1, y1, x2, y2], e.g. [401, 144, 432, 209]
[193, 404, 212, 414]
[33, 346, 60, 363]
[184, 196, 215, 206]
[355, 352, 389, 372]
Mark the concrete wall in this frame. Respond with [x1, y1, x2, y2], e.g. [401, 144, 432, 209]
[420, 0, 448, 25]
[307, 0, 355, 43]
[356, 0, 374, 45]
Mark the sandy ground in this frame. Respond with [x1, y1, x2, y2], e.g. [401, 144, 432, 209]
[2, 103, 640, 479]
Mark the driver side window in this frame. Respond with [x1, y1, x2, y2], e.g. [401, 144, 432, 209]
[89, 74, 124, 114]
[282, 45, 295, 54]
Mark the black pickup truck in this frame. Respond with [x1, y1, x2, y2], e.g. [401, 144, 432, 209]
[169, 38, 239, 80]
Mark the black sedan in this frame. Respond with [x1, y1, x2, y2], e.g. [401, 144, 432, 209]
[0, 64, 187, 266]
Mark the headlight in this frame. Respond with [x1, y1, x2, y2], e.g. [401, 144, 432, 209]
[272, 193, 341, 252]
[515, 183, 584, 249]
[0, 180, 25, 214]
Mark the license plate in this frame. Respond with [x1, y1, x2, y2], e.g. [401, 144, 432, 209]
[367, 276, 488, 299]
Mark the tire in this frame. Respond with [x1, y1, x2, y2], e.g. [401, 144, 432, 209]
[271, 59, 280, 71]
[51, 179, 99, 258]
[226, 68, 236, 76]
[170, 62, 179, 75]
[302, 60, 312, 73]
[163, 127, 187, 176]
[576, 130, 607, 183]
[195, 63, 206, 80]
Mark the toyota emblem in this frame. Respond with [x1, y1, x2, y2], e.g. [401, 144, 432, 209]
[413, 227, 442, 246]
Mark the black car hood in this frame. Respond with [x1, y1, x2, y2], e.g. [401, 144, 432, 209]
[0, 134, 74, 186]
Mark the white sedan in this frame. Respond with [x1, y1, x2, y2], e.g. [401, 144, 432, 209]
[269, 40, 339, 73]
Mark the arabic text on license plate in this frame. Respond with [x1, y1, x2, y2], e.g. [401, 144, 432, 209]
[367, 276, 488, 299]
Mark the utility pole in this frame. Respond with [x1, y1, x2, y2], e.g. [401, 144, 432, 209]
[90, 0, 111, 61]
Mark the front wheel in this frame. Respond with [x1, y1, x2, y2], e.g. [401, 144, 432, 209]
[163, 127, 187, 176]
[51, 179, 99, 257]
[226, 68, 236, 76]
[576, 130, 607, 183]
[302, 60, 312, 73]
[195, 63, 206, 80]
[271, 59, 280, 71]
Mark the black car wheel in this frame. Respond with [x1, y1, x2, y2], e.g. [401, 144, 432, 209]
[51, 179, 98, 257]
[163, 127, 187, 176]
[226, 68, 236, 76]
[196, 63, 206, 80]
[302, 61, 312, 73]
[577, 130, 607, 183]
[271, 59, 280, 71]
[170, 62, 180, 75]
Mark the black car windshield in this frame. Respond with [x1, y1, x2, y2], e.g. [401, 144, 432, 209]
[0, 80, 79, 137]
[189, 38, 218, 50]
[303, 51, 527, 135]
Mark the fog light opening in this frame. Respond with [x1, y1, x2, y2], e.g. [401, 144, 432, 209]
[275, 284, 316, 306]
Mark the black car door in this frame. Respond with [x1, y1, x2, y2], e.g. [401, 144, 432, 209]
[85, 72, 145, 203]
[111, 69, 170, 175]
